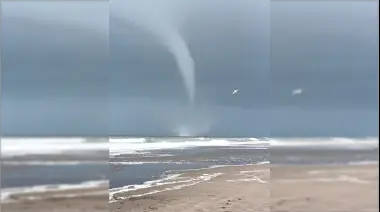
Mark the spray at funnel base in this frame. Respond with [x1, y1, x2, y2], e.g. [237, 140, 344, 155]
[171, 105, 213, 137]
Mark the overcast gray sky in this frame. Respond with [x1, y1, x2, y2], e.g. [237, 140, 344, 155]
[1, 1, 110, 135]
[270, 1, 378, 137]
[1, 0, 378, 137]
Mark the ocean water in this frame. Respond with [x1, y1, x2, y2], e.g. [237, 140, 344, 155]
[271, 137, 378, 165]
[109, 137, 268, 155]
[109, 137, 270, 190]
[1, 137, 109, 201]
[109, 137, 378, 192]
[1, 164, 108, 188]
[1, 137, 377, 201]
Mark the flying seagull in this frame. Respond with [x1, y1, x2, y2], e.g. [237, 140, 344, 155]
[232, 89, 239, 95]
[292, 88, 303, 96]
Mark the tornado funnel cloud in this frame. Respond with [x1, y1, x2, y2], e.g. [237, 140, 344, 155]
[121, 2, 196, 104]
[163, 30, 195, 104]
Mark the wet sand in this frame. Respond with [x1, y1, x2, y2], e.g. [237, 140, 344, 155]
[1, 185, 109, 212]
[271, 164, 379, 212]
[110, 164, 270, 212]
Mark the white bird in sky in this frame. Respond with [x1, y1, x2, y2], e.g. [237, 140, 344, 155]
[292, 88, 303, 96]
[232, 89, 239, 95]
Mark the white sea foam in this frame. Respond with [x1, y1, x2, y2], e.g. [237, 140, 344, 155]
[348, 160, 379, 166]
[109, 162, 268, 198]
[226, 178, 267, 183]
[109, 162, 269, 202]
[111, 161, 191, 165]
[21, 190, 107, 202]
[109, 173, 183, 197]
[240, 170, 267, 174]
[1, 137, 109, 157]
[109, 137, 378, 157]
[108, 138, 147, 143]
[109, 137, 269, 156]
[210, 161, 270, 169]
[1, 180, 107, 203]
[226, 168, 268, 184]
[270, 137, 378, 149]
[109, 173, 223, 203]
[3, 161, 108, 166]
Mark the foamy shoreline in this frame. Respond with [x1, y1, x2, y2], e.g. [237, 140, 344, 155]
[1, 180, 108, 203]
[110, 163, 377, 212]
[1, 187, 109, 212]
[110, 163, 270, 212]
[108, 158, 377, 202]
[109, 162, 269, 202]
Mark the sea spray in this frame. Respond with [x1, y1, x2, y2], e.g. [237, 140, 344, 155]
[121, 1, 195, 104]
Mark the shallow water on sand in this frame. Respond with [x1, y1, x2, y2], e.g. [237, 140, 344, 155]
[109, 146, 269, 189]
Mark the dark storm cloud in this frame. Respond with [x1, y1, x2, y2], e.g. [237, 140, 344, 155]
[270, 1, 378, 109]
[1, 1, 109, 136]
[269, 1, 378, 137]
[108, 0, 270, 137]
[1, 0, 378, 137]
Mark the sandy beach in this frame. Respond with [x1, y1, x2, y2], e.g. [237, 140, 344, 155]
[271, 164, 379, 212]
[110, 164, 270, 212]
[1, 184, 109, 212]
